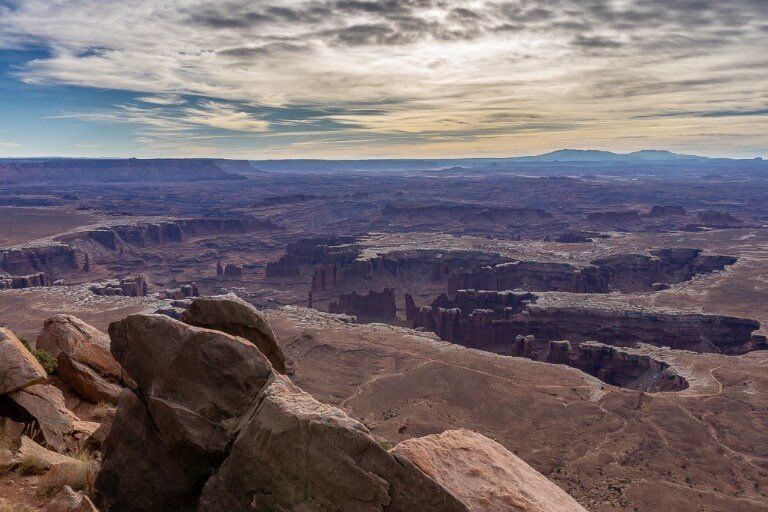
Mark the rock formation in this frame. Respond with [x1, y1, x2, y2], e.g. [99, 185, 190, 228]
[447, 248, 736, 294]
[90, 275, 148, 297]
[181, 295, 286, 374]
[96, 312, 465, 512]
[223, 264, 242, 277]
[409, 291, 765, 356]
[328, 288, 397, 319]
[0, 271, 52, 290]
[1, 245, 85, 277]
[392, 429, 588, 512]
[0, 327, 47, 394]
[36, 315, 130, 403]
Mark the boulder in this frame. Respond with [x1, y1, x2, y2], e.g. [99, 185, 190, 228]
[37, 315, 130, 403]
[17, 435, 78, 470]
[7, 384, 80, 451]
[392, 429, 588, 512]
[197, 374, 467, 512]
[97, 313, 465, 512]
[0, 327, 47, 394]
[181, 296, 286, 373]
[97, 314, 274, 512]
[46, 485, 99, 512]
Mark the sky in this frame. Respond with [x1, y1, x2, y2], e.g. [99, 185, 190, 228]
[0, 0, 766, 159]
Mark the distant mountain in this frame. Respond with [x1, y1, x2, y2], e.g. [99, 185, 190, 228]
[506, 149, 712, 163]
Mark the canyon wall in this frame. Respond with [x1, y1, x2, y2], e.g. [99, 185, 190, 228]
[328, 288, 397, 319]
[409, 291, 764, 355]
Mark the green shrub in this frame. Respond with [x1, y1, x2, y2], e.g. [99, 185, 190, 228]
[18, 337, 57, 375]
[33, 349, 57, 375]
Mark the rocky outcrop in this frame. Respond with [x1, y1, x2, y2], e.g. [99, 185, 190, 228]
[90, 275, 148, 297]
[96, 313, 468, 512]
[46, 485, 99, 512]
[160, 284, 199, 300]
[448, 248, 736, 294]
[36, 315, 129, 403]
[392, 429, 588, 512]
[328, 288, 397, 319]
[0, 327, 47, 394]
[198, 374, 466, 512]
[1, 245, 85, 277]
[382, 202, 553, 224]
[648, 205, 687, 217]
[181, 296, 286, 374]
[4, 383, 93, 451]
[586, 210, 642, 224]
[265, 253, 300, 277]
[0, 271, 52, 290]
[63, 218, 274, 253]
[222, 264, 242, 277]
[695, 210, 744, 228]
[409, 292, 764, 356]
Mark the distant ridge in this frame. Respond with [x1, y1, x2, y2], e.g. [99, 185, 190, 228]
[506, 149, 712, 163]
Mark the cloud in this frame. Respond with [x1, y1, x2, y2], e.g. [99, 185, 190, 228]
[0, 0, 766, 157]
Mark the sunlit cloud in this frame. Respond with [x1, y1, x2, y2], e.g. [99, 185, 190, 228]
[0, 0, 766, 157]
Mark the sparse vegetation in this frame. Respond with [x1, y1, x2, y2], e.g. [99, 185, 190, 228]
[0, 499, 36, 512]
[37, 450, 94, 495]
[17, 451, 48, 476]
[91, 401, 116, 422]
[18, 337, 57, 375]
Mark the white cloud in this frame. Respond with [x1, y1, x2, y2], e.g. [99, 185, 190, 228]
[1, 0, 767, 156]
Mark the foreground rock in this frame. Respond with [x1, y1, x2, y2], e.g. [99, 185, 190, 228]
[0, 326, 47, 394]
[46, 485, 99, 512]
[197, 374, 465, 512]
[96, 312, 467, 511]
[181, 295, 286, 373]
[36, 315, 128, 403]
[392, 430, 588, 512]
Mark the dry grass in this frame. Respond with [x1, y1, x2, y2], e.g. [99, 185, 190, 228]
[37, 450, 93, 496]
[16, 452, 48, 476]
[91, 401, 116, 422]
[0, 499, 36, 512]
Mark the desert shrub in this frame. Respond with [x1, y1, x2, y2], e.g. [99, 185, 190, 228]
[18, 337, 57, 375]
[91, 402, 116, 422]
[32, 350, 57, 375]
[17, 452, 48, 476]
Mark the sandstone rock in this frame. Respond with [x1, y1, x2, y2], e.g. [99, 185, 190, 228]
[96, 313, 466, 512]
[181, 296, 286, 373]
[97, 314, 275, 511]
[7, 384, 80, 451]
[0, 327, 47, 394]
[18, 435, 78, 470]
[37, 315, 128, 403]
[328, 288, 397, 320]
[197, 374, 467, 512]
[0, 448, 17, 473]
[392, 429, 587, 512]
[45, 485, 99, 512]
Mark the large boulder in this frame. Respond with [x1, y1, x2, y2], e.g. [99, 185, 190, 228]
[96, 314, 465, 512]
[197, 374, 467, 512]
[181, 295, 286, 373]
[97, 314, 274, 512]
[0, 326, 46, 394]
[7, 384, 83, 451]
[37, 315, 129, 403]
[392, 429, 588, 512]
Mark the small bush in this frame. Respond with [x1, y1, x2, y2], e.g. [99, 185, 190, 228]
[91, 402, 116, 422]
[17, 452, 48, 476]
[17, 337, 57, 375]
[32, 349, 57, 375]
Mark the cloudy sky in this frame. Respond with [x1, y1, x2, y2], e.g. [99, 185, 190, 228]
[0, 0, 766, 158]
